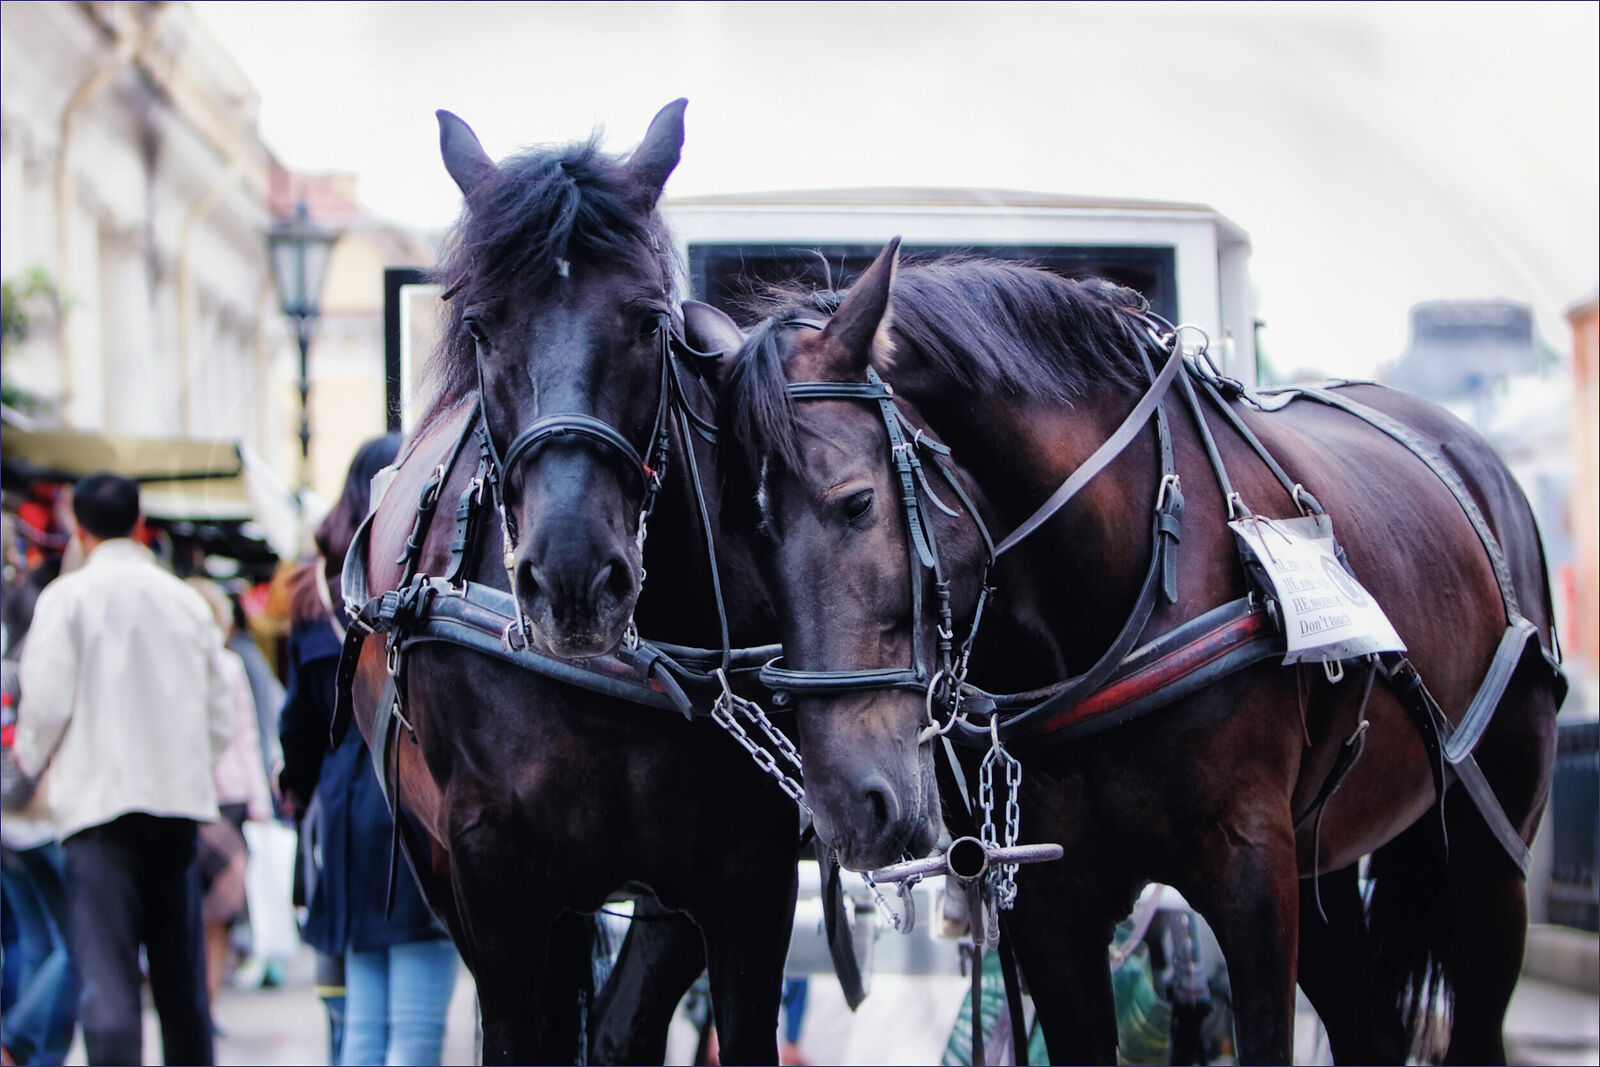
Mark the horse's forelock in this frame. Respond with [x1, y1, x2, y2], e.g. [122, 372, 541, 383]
[419, 133, 680, 422]
[721, 322, 805, 488]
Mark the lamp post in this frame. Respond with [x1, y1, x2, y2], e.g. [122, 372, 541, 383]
[267, 199, 339, 503]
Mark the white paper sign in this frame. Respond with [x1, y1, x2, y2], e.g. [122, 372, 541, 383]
[1229, 513, 1406, 665]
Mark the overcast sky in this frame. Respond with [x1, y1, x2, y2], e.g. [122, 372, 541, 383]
[191, 1, 1598, 381]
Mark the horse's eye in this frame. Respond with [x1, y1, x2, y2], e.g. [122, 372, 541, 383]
[843, 489, 874, 524]
[639, 313, 664, 340]
[464, 316, 489, 345]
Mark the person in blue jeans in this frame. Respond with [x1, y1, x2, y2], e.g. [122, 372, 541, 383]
[0, 842, 76, 1066]
[277, 435, 459, 1066]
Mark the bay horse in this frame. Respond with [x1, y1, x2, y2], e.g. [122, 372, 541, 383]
[339, 102, 800, 1064]
[695, 240, 1565, 1064]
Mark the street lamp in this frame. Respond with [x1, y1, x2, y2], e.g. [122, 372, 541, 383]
[267, 199, 339, 501]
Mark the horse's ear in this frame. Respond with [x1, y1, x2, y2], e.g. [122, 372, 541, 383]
[822, 237, 900, 374]
[437, 110, 496, 198]
[627, 98, 687, 209]
[681, 300, 743, 392]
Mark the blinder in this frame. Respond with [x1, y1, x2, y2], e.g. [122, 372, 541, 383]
[755, 324, 996, 727]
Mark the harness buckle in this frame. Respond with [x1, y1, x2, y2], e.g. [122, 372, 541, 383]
[1156, 473, 1182, 512]
[502, 618, 528, 653]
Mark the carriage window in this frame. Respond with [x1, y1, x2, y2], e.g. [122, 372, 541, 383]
[688, 243, 1177, 326]
[385, 267, 445, 432]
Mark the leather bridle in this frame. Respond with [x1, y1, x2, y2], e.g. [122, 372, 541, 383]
[755, 321, 996, 731]
[469, 310, 723, 646]
[757, 317, 1187, 744]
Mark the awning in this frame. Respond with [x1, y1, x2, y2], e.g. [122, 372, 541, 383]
[1, 426, 251, 522]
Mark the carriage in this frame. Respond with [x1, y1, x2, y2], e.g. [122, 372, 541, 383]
[342, 102, 1564, 1065]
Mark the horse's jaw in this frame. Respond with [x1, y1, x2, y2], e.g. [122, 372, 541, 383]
[798, 705, 944, 871]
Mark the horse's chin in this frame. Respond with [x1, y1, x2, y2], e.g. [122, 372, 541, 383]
[825, 812, 944, 874]
[520, 611, 631, 661]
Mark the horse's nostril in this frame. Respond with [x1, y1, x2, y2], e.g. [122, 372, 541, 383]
[859, 775, 905, 836]
[866, 788, 890, 829]
[517, 561, 544, 607]
[589, 557, 634, 607]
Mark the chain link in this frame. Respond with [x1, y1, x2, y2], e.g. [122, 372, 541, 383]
[978, 718, 1023, 911]
[710, 675, 809, 811]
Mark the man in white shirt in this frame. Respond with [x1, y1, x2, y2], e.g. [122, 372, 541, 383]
[15, 473, 233, 1066]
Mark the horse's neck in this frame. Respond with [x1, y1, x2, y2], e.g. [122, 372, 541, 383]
[902, 372, 1160, 672]
[365, 399, 486, 595]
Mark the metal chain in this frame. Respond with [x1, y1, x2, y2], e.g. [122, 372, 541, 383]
[978, 718, 1023, 910]
[710, 676, 809, 811]
[713, 669, 806, 772]
[622, 510, 650, 652]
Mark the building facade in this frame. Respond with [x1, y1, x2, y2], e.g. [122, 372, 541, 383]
[1, 0, 436, 532]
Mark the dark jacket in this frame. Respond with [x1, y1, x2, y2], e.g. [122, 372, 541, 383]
[277, 614, 446, 953]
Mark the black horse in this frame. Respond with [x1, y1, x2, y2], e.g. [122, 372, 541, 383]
[697, 241, 1563, 1064]
[342, 103, 800, 1064]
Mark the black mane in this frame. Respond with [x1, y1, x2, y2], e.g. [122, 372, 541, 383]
[421, 133, 679, 424]
[721, 258, 1154, 484]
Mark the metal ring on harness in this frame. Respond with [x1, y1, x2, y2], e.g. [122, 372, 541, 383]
[1173, 323, 1213, 362]
[918, 669, 962, 744]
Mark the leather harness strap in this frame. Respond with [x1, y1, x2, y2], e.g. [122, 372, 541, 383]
[992, 327, 1185, 557]
[1286, 385, 1524, 622]
[974, 598, 1279, 746]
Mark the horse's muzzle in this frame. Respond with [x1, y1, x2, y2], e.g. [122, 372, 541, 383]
[513, 546, 638, 659]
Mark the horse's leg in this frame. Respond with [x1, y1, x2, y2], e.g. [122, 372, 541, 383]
[1006, 863, 1120, 1064]
[1439, 666, 1558, 1066]
[590, 902, 706, 1065]
[689, 858, 797, 1065]
[1296, 863, 1410, 1064]
[449, 819, 570, 1065]
[545, 911, 600, 1060]
[1184, 803, 1300, 1065]
[1435, 789, 1532, 1065]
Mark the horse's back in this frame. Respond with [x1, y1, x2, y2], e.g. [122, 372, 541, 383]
[1312, 383, 1555, 630]
[1245, 381, 1557, 645]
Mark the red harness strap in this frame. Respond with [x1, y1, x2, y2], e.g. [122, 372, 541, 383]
[1039, 605, 1276, 736]
[973, 598, 1281, 747]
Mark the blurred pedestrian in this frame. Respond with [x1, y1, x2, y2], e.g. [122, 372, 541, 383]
[13, 473, 232, 1066]
[3, 658, 76, 1067]
[222, 589, 285, 816]
[214, 586, 295, 991]
[186, 580, 274, 1016]
[278, 435, 459, 1067]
